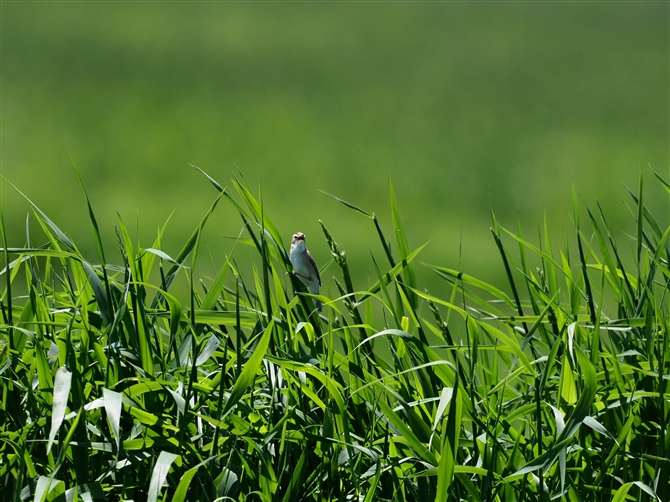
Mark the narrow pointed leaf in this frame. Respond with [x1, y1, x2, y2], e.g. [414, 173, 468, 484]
[147, 451, 179, 502]
[47, 367, 72, 455]
[103, 388, 123, 453]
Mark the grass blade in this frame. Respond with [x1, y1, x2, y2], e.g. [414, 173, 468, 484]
[389, 176, 417, 308]
[147, 451, 179, 502]
[220, 320, 274, 418]
[103, 388, 123, 453]
[47, 367, 72, 455]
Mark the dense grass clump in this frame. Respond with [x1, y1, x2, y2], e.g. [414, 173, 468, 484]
[1, 165, 669, 501]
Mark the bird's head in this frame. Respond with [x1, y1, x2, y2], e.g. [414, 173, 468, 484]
[291, 232, 306, 252]
[291, 232, 306, 244]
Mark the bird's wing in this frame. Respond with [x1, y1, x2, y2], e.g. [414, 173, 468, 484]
[306, 250, 321, 285]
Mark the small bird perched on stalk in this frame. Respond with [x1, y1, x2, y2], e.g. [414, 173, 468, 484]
[290, 232, 321, 311]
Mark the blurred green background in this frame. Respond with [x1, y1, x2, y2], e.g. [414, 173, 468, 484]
[2, 2, 668, 298]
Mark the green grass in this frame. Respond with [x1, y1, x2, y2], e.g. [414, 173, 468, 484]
[1, 166, 669, 501]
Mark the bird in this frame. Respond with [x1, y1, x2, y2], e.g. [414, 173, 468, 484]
[289, 232, 321, 311]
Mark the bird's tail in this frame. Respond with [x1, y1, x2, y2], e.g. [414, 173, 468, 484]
[315, 299, 322, 312]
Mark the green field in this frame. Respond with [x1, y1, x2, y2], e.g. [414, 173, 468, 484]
[2, 2, 668, 294]
[1, 167, 669, 500]
[2, 3, 669, 500]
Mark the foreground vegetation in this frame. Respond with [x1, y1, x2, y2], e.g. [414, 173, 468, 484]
[1, 165, 669, 501]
